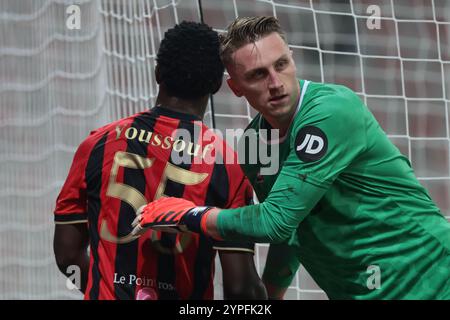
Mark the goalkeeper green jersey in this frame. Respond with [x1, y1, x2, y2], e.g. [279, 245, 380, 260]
[218, 80, 450, 299]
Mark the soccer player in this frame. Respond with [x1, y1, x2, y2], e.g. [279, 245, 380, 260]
[53, 21, 267, 300]
[133, 16, 450, 299]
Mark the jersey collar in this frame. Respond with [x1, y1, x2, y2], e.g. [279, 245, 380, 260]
[151, 106, 202, 121]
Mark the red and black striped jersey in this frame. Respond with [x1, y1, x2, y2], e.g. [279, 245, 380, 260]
[54, 107, 254, 300]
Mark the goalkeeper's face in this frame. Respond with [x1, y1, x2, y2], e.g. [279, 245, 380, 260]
[226, 32, 300, 127]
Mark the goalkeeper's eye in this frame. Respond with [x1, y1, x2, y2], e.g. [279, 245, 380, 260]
[246, 68, 267, 81]
[275, 58, 289, 71]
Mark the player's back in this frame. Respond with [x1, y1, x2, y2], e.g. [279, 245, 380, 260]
[56, 107, 249, 300]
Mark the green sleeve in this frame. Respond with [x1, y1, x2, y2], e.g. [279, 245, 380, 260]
[262, 243, 301, 288]
[217, 172, 328, 243]
[217, 86, 367, 243]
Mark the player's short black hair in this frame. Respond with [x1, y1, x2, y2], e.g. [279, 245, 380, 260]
[156, 21, 224, 100]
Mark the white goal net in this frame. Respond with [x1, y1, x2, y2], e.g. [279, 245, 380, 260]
[0, 0, 448, 299]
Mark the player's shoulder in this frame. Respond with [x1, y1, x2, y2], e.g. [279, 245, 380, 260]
[289, 81, 367, 147]
[305, 81, 361, 108]
[78, 112, 142, 150]
[296, 81, 364, 123]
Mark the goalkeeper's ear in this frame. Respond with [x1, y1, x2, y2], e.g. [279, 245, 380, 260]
[226, 78, 243, 97]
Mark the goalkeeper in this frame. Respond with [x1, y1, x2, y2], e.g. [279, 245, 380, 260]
[132, 16, 450, 299]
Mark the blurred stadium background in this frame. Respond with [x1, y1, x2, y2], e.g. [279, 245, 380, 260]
[0, 0, 449, 299]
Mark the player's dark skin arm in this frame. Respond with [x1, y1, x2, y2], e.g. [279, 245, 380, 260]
[219, 251, 268, 299]
[53, 223, 90, 294]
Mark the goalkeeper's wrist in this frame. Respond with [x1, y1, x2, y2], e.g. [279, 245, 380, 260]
[181, 206, 214, 234]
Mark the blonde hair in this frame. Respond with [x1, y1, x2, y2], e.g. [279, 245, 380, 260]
[220, 16, 287, 66]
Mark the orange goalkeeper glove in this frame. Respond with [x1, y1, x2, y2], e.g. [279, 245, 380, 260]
[131, 197, 213, 236]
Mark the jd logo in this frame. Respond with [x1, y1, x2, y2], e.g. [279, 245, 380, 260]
[297, 134, 324, 154]
[295, 126, 327, 162]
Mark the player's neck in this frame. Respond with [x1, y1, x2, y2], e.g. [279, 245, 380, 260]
[265, 118, 289, 137]
[264, 83, 301, 137]
[264, 106, 297, 137]
[155, 92, 208, 120]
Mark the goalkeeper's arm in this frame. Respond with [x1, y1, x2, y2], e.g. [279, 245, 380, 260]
[131, 170, 327, 243]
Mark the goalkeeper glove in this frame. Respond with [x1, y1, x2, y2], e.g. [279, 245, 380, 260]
[131, 197, 214, 236]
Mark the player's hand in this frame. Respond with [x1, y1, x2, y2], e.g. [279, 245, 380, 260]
[131, 197, 213, 236]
